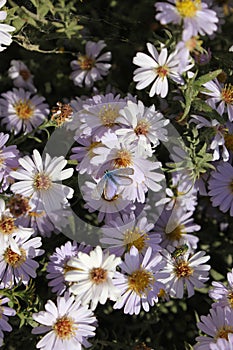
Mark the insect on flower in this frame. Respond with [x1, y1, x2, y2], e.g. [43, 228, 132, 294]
[92, 168, 134, 201]
[171, 244, 189, 259]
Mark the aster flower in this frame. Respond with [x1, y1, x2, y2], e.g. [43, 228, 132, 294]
[0, 295, 16, 347]
[0, 230, 44, 289]
[113, 246, 168, 315]
[209, 268, 233, 308]
[0, 88, 49, 135]
[115, 100, 169, 156]
[133, 43, 187, 98]
[202, 78, 233, 121]
[75, 93, 127, 139]
[0, 198, 34, 255]
[176, 36, 203, 70]
[209, 334, 233, 350]
[32, 292, 97, 350]
[70, 40, 111, 88]
[155, 0, 218, 41]
[91, 131, 165, 203]
[10, 149, 74, 215]
[0, 0, 15, 52]
[160, 248, 210, 298]
[152, 207, 200, 250]
[0, 132, 19, 191]
[65, 246, 121, 310]
[46, 241, 91, 295]
[100, 213, 162, 257]
[8, 60, 37, 93]
[194, 306, 233, 350]
[81, 180, 134, 223]
[208, 161, 233, 216]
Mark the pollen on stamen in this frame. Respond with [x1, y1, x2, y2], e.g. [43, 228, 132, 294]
[156, 66, 169, 79]
[123, 228, 148, 252]
[99, 105, 120, 127]
[90, 267, 107, 284]
[8, 194, 31, 218]
[166, 223, 186, 241]
[176, 0, 201, 18]
[128, 269, 154, 296]
[114, 149, 133, 168]
[33, 173, 52, 191]
[134, 119, 150, 136]
[221, 84, 233, 105]
[0, 216, 16, 235]
[4, 247, 26, 268]
[78, 55, 95, 71]
[13, 99, 34, 120]
[53, 316, 77, 340]
[174, 259, 193, 278]
[216, 326, 233, 341]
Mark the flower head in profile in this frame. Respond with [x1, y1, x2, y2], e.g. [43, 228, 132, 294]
[46, 241, 91, 295]
[70, 40, 111, 88]
[8, 60, 37, 93]
[208, 161, 233, 216]
[65, 246, 121, 310]
[113, 246, 167, 315]
[0, 0, 15, 52]
[209, 268, 233, 309]
[202, 79, 233, 122]
[0, 88, 49, 135]
[194, 306, 233, 350]
[10, 149, 74, 215]
[0, 132, 19, 191]
[0, 295, 16, 347]
[155, 0, 218, 41]
[133, 43, 186, 98]
[32, 292, 97, 350]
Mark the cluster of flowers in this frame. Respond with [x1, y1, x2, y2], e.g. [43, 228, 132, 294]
[0, 0, 232, 349]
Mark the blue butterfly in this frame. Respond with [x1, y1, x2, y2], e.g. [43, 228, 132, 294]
[92, 167, 134, 201]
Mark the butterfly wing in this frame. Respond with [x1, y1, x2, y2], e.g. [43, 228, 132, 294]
[91, 176, 107, 200]
[111, 167, 134, 186]
[103, 174, 118, 200]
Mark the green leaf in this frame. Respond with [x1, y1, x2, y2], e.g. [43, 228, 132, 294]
[195, 69, 222, 86]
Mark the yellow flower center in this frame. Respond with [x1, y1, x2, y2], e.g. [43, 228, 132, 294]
[134, 119, 150, 136]
[114, 149, 133, 168]
[216, 326, 233, 340]
[99, 105, 120, 127]
[224, 133, 233, 151]
[33, 173, 52, 191]
[228, 291, 233, 308]
[166, 223, 186, 241]
[156, 66, 169, 79]
[19, 69, 30, 81]
[221, 84, 233, 105]
[185, 36, 203, 53]
[77, 55, 95, 71]
[174, 260, 193, 278]
[128, 269, 154, 296]
[8, 194, 31, 218]
[176, 0, 201, 17]
[90, 267, 107, 284]
[0, 216, 16, 235]
[53, 316, 77, 339]
[123, 228, 148, 252]
[4, 247, 26, 268]
[14, 100, 34, 120]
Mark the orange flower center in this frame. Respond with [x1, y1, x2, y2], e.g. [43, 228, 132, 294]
[221, 84, 233, 104]
[99, 105, 120, 127]
[53, 316, 76, 339]
[123, 228, 148, 252]
[33, 173, 52, 191]
[114, 149, 133, 168]
[156, 66, 169, 79]
[78, 55, 95, 71]
[14, 100, 34, 120]
[90, 267, 107, 284]
[0, 216, 16, 235]
[128, 269, 154, 296]
[4, 247, 26, 267]
[134, 119, 150, 136]
[174, 260, 193, 278]
[8, 194, 31, 218]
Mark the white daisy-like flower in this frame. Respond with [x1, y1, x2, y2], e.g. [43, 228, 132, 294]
[202, 78, 233, 122]
[8, 60, 37, 93]
[70, 40, 111, 88]
[0, 198, 34, 255]
[65, 245, 121, 310]
[0, 88, 49, 135]
[155, 0, 218, 41]
[161, 248, 210, 298]
[0, 0, 15, 52]
[133, 43, 187, 98]
[32, 292, 97, 350]
[115, 100, 169, 156]
[10, 149, 74, 215]
[209, 268, 233, 309]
